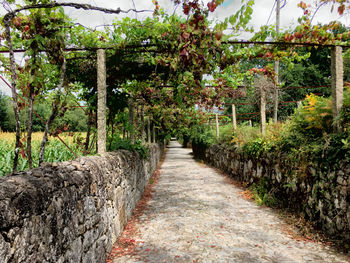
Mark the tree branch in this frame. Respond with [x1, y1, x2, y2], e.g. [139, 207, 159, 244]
[4, 2, 153, 21]
[3, 14, 21, 173]
[39, 58, 67, 166]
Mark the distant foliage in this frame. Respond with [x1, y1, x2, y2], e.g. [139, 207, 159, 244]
[191, 88, 350, 171]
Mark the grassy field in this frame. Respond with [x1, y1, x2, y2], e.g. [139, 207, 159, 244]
[0, 132, 89, 177]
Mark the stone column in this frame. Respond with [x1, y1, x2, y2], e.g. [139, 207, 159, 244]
[97, 49, 106, 154]
[260, 88, 266, 136]
[152, 123, 156, 143]
[128, 98, 135, 143]
[141, 104, 145, 143]
[232, 104, 237, 131]
[215, 113, 220, 138]
[273, 0, 280, 123]
[331, 46, 343, 132]
[148, 116, 151, 144]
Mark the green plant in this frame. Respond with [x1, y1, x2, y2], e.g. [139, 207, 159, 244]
[250, 179, 278, 207]
[0, 136, 87, 177]
[189, 125, 215, 147]
[107, 137, 149, 159]
[241, 137, 272, 159]
[230, 125, 261, 146]
[291, 94, 333, 138]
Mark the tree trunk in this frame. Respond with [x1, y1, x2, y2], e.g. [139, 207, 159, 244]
[39, 105, 59, 166]
[4, 16, 21, 172]
[85, 109, 93, 154]
[27, 54, 38, 169]
[26, 85, 34, 169]
[39, 59, 66, 165]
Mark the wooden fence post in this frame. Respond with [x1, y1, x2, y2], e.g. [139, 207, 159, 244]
[331, 46, 343, 132]
[260, 88, 266, 136]
[232, 104, 237, 131]
[97, 49, 106, 154]
[215, 113, 220, 138]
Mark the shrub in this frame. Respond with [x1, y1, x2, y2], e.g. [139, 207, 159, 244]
[189, 125, 215, 147]
[241, 137, 272, 158]
[290, 93, 333, 138]
[107, 137, 149, 159]
[230, 125, 261, 146]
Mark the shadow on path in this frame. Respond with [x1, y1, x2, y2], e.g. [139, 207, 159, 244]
[109, 141, 350, 263]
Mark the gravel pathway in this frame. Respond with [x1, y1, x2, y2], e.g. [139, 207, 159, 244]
[111, 141, 349, 263]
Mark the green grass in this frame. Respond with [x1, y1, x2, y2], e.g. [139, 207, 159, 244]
[209, 123, 262, 146]
[0, 139, 86, 177]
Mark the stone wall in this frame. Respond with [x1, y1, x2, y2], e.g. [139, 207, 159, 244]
[193, 143, 350, 242]
[0, 144, 163, 263]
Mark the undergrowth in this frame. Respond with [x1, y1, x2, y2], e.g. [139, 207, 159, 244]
[198, 88, 350, 171]
[107, 137, 149, 159]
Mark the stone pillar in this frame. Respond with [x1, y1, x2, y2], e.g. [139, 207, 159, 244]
[215, 113, 220, 138]
[273, 79, 279, 123]
[141, 105, 145, 143]
[331, 46, 343, 132]
[152, 123, 156, 143]
[260, 88, 266, 136]
[148, 116, 151, 144]
[273, 0, 280, 123]
[128, 98, 135, 143]
[232, 104, 237, 131]
[97, 49, 106, 154]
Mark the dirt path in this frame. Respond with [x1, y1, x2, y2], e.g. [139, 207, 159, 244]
[109, 141, 349, 263]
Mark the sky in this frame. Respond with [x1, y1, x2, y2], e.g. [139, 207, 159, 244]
[0, 0, 349, 96]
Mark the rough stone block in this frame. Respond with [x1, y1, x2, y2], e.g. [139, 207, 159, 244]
[197, 143, 350, 241]
[0, 144, 163, 263]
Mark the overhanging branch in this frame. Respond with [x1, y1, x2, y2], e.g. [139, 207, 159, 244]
[4, 2, 153, 20]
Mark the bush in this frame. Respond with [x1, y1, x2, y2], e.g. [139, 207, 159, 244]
[250, 179, 278, 207]
[241, 137, 273, 158]
[290, 93, 333, 138]
[189, 125, 215, 147]
[339, 86, 350, 127]
[230, 125, 261, 146]
[107, 137, 149, 159]
[191, 89, 350, 170]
